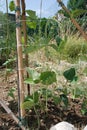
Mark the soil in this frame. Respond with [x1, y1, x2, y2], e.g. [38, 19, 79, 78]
[0, 60, 87, 130]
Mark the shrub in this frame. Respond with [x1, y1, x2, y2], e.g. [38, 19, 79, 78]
[64, 36, 87, 60]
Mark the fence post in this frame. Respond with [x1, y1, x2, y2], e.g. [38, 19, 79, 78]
[21, 0, 30, 95]
[15, 0, 25, 118]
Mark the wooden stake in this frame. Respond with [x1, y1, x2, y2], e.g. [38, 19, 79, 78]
[57, 0, 87, 41]
[21, 0, 30, 95]
[0, 99, 26, 130]
[15, 0, 25, 118]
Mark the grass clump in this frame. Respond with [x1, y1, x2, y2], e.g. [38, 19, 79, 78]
[63, 36, 87, 61]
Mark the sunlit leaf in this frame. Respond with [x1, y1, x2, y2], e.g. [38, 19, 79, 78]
[26, 68, 40, 80]
[9, 1, 15, 11]
[22, 99, 34, 110]
[26, 10, 36, 19]
[33, 91, 39, 103]
[26, 21, 37, 29]
[24, 78, 35, 85]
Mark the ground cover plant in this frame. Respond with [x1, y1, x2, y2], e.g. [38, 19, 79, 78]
[0, 0, 87, 130]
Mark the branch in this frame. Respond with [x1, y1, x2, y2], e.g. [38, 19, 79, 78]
[57, 0, 87, 41]
[0, 99, 26, 130]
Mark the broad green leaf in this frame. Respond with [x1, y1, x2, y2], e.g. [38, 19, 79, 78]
[26, 21, 37, 29]
[40, 71, 56, 85]
[24, 78, 35, 85]
[26, 10, 36, 19]
[26, 68, 40, 80]
[63, 68, 76, 82]
[9, 1, 15, 11]
[22, 99, 34, 110]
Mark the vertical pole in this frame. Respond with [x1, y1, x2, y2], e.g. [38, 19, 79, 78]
[6, 0, 9, 70]
[21, 0, 30, 95]
[15, 0, 25, 118]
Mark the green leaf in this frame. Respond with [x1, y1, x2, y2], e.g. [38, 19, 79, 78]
[3, 58, 16, 66]
[25, 68, 40, 85]
[73, 87, 82, 98]
[22, 99, 34, 110]
[8, 87, 16, 99]
[33, 91, 39, 103]
[71, 9, 87, 17]
[81, 99, 87, 115]
[24, 78, 35, 85]
[49, 44, 58, 52]
[26, 68, 40, 80]
[63, 68, 76, 81]
[24, 44, 44, 53]
[55, 36, 62, 46]
[40, 71, 56, 85]
[60, 94, 68, 107]
[26, 21, 37, 29]
[53, 96, 61, 105]
[9, 1, 15, 11]
[22, 36, 24, 44]
[26, 10, 36, 19]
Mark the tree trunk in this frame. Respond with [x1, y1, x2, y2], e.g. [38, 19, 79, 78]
[57, 0, 87, 41]
[15, 0, 25, 118]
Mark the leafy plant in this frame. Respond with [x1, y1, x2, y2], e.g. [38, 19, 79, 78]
[81, 99, 87, 115]
[63, 36, 87, 61]
[63, 67, 77, 82]
[8, 87, 16, 99]
[40, 71, 56, 85]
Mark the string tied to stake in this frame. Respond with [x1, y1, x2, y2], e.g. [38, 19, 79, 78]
[15, 6, 20, 12]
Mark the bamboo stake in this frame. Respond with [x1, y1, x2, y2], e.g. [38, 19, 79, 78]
[15, 0, 25, 118]
[57, 0, 87, 41]
[21, 0, 30, 95]
[0, 99, 26, 130]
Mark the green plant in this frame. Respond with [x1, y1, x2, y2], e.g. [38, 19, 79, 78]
[63, 36, 87, 61]
[24, 67, 71, 112]
[0, 12, 16, 66]
[81, 99, 87, 115]
[8, 87, 16, 100]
